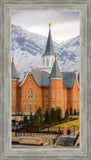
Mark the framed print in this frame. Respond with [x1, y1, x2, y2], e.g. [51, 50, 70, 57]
[0, 0, 91, 160]
[11, 10, 80, 149]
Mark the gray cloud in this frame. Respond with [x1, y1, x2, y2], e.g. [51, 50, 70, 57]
[12, 11, 80, 43]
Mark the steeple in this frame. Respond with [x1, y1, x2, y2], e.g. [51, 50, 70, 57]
[49, 55, 63, 78]
[43, 23, 55, 56]
[11, 57, 19, 79]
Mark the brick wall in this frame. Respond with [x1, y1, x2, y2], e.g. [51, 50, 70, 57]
[11, 73, 80, 116]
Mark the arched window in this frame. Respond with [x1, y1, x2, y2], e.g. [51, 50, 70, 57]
[46, 59, 49, 66]
[53, 91, 55, 98]
[13, 103, 15, 110]
[45, 91, 48, 98]
[13, 91, 15, 98]
[29, 103, 31, 111]
[58, 91, 60, 99]
[28, 88, 33, 98]
[24, 103, 26, 111]
[24, 91, 26, 98]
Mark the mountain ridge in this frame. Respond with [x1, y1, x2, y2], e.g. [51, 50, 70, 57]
[12, 24, 80, 80]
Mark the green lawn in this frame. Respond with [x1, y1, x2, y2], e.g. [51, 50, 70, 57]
[69, 115, 79, 119]
[42, 118, 79, 133]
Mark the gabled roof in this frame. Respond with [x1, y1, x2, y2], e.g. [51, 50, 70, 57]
[32, 69, 49, 86]
[49, 56, 63, 78]
[19, 69, 49, 87]
[11, 58, 19, 79]
[19, 67, 76, 88]
[43, 23, 55, 56]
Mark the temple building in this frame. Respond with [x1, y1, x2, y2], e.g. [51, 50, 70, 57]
[11, 23, 80, 117]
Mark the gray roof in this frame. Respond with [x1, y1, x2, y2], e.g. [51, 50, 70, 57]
[11, 60, 19, 79]
[19, 69, 50, 87]
[77, 72, 80, 83]
[32, 69, 49, 86]
[49, 57, 63, 78]
[62, 72, 76, 88]
[19, 68, 76, 88]
[43, 30, 55, 56]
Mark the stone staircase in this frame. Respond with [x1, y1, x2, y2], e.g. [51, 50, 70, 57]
[57, 137, 75, 146]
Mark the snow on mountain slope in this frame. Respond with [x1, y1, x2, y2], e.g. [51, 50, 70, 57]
[12, 24, 80, 80]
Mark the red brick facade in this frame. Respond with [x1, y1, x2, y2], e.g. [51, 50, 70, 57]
[11, 72, 80, 116]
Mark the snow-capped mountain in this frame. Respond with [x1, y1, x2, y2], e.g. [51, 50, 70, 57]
[12, 24, 80, 80]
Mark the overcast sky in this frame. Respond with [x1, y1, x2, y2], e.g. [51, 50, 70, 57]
[12, 11, 80, 43]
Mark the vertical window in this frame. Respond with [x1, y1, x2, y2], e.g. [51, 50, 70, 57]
[51, 59, 54, 66]
[58, 91, 60, 99]
[53, 91, 55, 98]
[13, 91, 15, 98]
[53, 103, 55, 108]
[62, 91, 64, 98]
[45, 103, 48, 110]
[29, 103, 31, 111]
[45, 91, 48, 98]
[46, 59, 49, 66]
[13, 103, 15, 110]
[58, 81, 60, 85]
[35, 91, 37, 98]
[43, 59, 45, 66]
[24, 91, 26, 98]
[13, 81, 15, 86]
[53, 80, 55, 86]
[24, 103, 26, 111]
[28, 88, 33, 98]
[35, 103, 37, 111]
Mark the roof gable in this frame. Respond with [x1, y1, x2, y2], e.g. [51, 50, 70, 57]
[19, 68, 76, 88]
[43, 30, 55, 56]
[49, 56, 63, 78]
[11, 58, 19, 79]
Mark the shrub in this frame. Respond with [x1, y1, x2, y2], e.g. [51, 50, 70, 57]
[74, 109, 77, 115]
[65, 108, 69, 119]
[70, 106, 72, 115]
[56, 107, 61, 122]
[50, 108, 57, 123]
[44, 109, 50, 125]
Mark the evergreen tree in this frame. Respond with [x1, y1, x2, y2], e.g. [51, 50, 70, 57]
[44, 109, 50, 125]
[50, 108, 57, 123]
[65, 108, 69, 120]
[74, 109, 76, 115]
[70, 106, 72, 115]
[36, 107, 42, 121]
[33, 112, 41, 131]
[29, 113, 34, 127]
[56, 107, 61, 122]
[22, 115, 29, 130]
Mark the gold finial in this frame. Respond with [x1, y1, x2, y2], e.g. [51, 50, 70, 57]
[55, 54, 58, 60]
[49, 23, 52, 30]
[12, 57, 14, 62]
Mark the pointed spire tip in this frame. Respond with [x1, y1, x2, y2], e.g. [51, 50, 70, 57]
[12, 57, 14, 62]
[49, 23, 52, 30]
